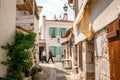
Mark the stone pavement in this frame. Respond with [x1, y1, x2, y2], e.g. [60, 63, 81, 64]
[39, 62, 80, 80]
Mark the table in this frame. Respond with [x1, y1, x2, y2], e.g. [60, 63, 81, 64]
[61, 59, 72, 69]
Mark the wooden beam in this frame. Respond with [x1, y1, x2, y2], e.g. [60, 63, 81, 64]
[24, 2, 30, 11]
[28, 0, 33, 11]
[19, 4, 24, 10]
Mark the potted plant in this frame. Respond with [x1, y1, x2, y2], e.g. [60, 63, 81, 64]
[31, 66, 42, 80]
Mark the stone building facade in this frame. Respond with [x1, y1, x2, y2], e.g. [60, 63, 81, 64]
[94, 28, 110, 80]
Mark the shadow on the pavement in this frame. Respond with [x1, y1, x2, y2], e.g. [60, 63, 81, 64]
[40, 65, 70, 75]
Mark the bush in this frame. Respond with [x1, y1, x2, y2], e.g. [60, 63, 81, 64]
[31, 66, 42, 75]
[1, 31, 36, 80]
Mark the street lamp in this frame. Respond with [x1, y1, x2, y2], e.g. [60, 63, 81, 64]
[63, 4, 68, 12]
[63, 3, 74, 12]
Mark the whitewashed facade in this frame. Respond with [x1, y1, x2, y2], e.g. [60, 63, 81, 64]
[42, 16, 73, 61]
[0, 0, 16, 77]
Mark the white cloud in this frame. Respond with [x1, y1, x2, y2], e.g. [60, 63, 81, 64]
[36, 0, 73, 26]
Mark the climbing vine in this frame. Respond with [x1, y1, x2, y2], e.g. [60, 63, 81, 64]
[1, 31, 36, 80]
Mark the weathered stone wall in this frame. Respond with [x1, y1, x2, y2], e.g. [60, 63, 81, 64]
[80, 40, 95, 80]
[94, 28, 110, 80]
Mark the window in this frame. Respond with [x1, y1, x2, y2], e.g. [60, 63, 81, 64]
[49, 46, 63, 56]
[49, 27, 58, 38]
[49, 46, 59, 56]
[59, 28, 67, 37]
[59, 46, 63, 55]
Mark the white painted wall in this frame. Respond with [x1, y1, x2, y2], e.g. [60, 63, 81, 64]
[34, 16, 39, 63]
[45, 21, 73, 61]
[0, 0, 16, 77]
[16, 11, 34, 30]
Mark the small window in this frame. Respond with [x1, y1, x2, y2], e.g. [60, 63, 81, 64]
[59, 28, 67, 37]
[49, 27, 58, 38]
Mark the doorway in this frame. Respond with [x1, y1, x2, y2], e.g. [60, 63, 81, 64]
[107, 18, 120, 80]
[39, 47, 44, 61]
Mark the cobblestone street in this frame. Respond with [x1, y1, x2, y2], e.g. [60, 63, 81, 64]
[39, 62, 79, 80]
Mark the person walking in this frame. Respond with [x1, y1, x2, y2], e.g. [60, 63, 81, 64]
[48, 50, 54, 63]
[42, 50, 47, 63]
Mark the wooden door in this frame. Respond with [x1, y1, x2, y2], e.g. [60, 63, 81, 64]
[64, 49, 66, 59]
[79, 42, 82, 70]
[107, 17, 120, 80]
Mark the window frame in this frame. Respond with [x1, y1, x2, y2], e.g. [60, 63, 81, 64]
[49, 27, 58, 38]
[59, 28, 67, 38]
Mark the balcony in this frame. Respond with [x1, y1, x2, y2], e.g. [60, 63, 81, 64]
[16, 15, 34, 24]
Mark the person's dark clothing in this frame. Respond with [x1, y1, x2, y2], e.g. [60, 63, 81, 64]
[48, 51, 54, 63]
[42, 56, 47, 63]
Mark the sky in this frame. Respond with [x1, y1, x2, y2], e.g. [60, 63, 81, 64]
[36, 0, 74, 26]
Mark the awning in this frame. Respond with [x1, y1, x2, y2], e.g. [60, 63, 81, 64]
[78, 5, 94, 41]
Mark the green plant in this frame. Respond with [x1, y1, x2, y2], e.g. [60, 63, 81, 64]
[31, 66, 42, 80]
[1, 31, 36, 80]
[31, 66, 42, 74]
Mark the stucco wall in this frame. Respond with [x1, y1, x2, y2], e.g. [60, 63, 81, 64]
[94, 28, 110, 80]
[34, 16, 39, 63]
[81, 40, 95, 80]
[45, 21, 73, 60]
[0, 0, 16, 77]
[91, 0, 120, 32]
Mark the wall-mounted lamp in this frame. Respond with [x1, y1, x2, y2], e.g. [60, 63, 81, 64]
[63, 4, 68, 12]
[63, 3, 74, 12]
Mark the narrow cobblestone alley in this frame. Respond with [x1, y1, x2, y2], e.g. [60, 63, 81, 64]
[39, 62, 79, 80]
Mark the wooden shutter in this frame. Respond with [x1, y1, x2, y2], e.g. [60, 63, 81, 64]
[55, 27, 58, 36]
[49, 46, 54, 55]
[79, 42, 82, 70]
[107, 16, 120, 80]
[49, 27, 52, 36]
[107, 19, 120, 40]
[53, 46, 59, 56]
[59, 46, 63, 55]
[65, 28, 67, 34]
[59, 28, 61, 37]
